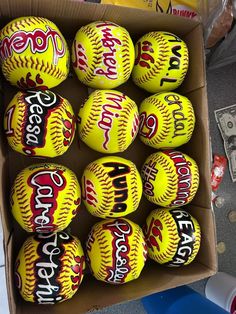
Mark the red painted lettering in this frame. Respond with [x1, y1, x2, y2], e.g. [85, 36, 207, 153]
[98, 92, 126, 150]
[94, 22, 121, 80]
[165, 151, 192, 206]
[28, 169, 66, 232]
[103, 219, 132, 284]
[0, 26, 65, 64]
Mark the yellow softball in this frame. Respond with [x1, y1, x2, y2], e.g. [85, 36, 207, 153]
[4, 90, 76, 157]
[0, 17, 69, 89]
[139, 92, 195, 149]
[86, 218, 147, 284]
[141, 150, 199, 207]
[15, 232, 85, 303]
[11, 163, 81, 233]
[78, 90, 139, 153]
[82, 156, 142, 218]
[143, 208, 201, 266]
[72, 21, 135, 89]
[132, 31, 189, 93]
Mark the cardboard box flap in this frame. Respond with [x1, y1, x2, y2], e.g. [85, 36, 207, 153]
[0, 1, 199, 37]
[0, 87, 13, 245]
[0, 1, 216, 313]
[187, 205, 218, 271]
[180, 24, 206, 94]
[5, 234, 16, 314]
[183, 86, 212, 209]
[17, 263, 215, 314]
[0, 1, 205, 94]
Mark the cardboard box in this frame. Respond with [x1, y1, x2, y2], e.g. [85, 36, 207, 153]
[0, 1, 217, 313]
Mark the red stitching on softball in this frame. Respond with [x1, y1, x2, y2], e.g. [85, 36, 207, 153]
[77, 26, 103, 84]
[10, 97, 25, 148]
[89, 227, 111, 280]
[129, 228, 145, 279]
[122, 31, 133, 81]
[117, 100, 137, 151]
[2, 55, 67, 85]
[130, 164, 141, 209]
[23, 240, 37, 286]
[2, 17, 49, 35]
[85, 162, 114, 217]
[144, 155, 178, 206]
[185, 104, 195, 141]
[79, 92, 103, 140]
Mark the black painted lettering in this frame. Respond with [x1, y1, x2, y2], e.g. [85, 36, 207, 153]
[113, 176, 127, 189]
[172, 45, 182, 57]
[104, 162, 130, 178]
[165, 93, 180, 104]
[160, 77, 177, 86]
[114, 189, 128, 202]
[164, 32, 182, 43]
[168, 56, 180, 71]
[181, 232, 193, 245]
[178, 246, 192, 257]
[164, 209, 196, 266]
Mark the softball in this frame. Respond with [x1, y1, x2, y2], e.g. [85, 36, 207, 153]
[132, 31, 189, 93]
[72, 21, 135, 89]
[82, 156, 142, 218]
[139, 92, 195, 149]
[86, 218, 147, 284]
[15, 232, 85, 303]
[141, 150, 199, 207]
[11, 163, 81, 233]
[0, 17, 69, 89]
[78, 89, 139, 153]
[143, 208, 201, 266]
[4, 89, 76, 157]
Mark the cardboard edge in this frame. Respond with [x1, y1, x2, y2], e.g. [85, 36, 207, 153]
[84, 266, 217, 313]
[5, 232, 16, 314]
[188, 204, 218, 273]
[180, 24, 206, 94]
[0, 2, 216, 313]
[91, 2, 201, 34]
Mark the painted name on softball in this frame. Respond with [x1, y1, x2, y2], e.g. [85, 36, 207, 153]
[166, 151, 192, 206]
[165, 93, 187, 138]
[28, 169, 66, 233]
[0, 26, 66, 64]
[22, 90, 59, 154]
[98, 92, 126, 150]
[165, 209, 196, 267]
[103, 161, 131, 213]
[160, 32, 184, 87]
[94, 22, 121, 80]
[103, 219, 132, 283]
[135, 32, 183, 87]
[34, 232, 66, 304]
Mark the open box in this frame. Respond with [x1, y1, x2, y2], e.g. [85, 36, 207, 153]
[0, 1, 217, 313]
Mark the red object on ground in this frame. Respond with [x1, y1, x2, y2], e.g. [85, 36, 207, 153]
[211, 155, 227, 191]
